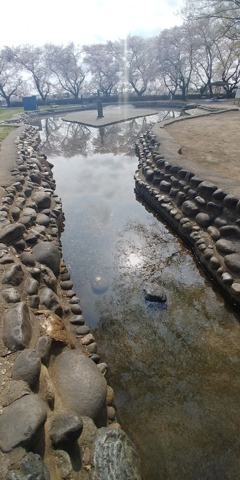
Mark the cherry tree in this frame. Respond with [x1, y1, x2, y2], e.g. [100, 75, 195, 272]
[46, 43, 86, 99]
[13, 45, 51, 102]
[83, 42, 120, 97]
[0, 47, 24, 107]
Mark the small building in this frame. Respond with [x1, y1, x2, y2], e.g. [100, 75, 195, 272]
[22, 96, 37, 111]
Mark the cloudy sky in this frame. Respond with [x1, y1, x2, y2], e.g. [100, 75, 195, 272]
[1, 0, 184, 47]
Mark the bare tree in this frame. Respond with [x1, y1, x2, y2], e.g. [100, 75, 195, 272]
[46, 43, 86, 99]
[0, 47, 23, 107]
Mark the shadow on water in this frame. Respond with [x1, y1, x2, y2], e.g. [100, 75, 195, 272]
[39, 111, 240, 480]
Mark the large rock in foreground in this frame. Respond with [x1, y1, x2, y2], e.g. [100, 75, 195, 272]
[92, 428, 142, 480]
[0, 395, 47, 452]
[53, 349, 107, 419]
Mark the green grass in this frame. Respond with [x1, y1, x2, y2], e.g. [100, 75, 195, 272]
[0, 107, 24, 121]
[0, 126, 17, 150]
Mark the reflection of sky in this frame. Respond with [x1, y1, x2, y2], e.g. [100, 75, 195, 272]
[40, 116, 240, 480]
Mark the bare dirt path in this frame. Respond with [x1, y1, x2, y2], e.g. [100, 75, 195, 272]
[166, 110, 240, 182]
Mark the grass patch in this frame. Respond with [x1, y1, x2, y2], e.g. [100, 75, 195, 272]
[0, 126, 17, 151]
[0, 107, 24, 121]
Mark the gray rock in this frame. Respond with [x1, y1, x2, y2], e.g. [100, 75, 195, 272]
[53, 349, 107, 419]
[25, 277, 39, 295]
[206, 201, 222, 215]
[12, 349, 41, 389]
[214, 217, 227, 228]
[197, 181, 217, 196]
[32, 242, 61, 276]
[193, 195, 206, 207]
[224, 254, 240, 273]
[212, 189, 227, 201]
[209, 256, 221, 269]
[2, 288, 21, 303]
[216, 239, 238, 255]
[22, 207, 37, 220]
[20, 252, 36, 266]
[40, 265, 57, 291]
[0, 395, 47, 452]
[29, 295, 40, 309]
[195, 213, 212, 228]
[92, 428, 141, 480]
[144, 285, 167, 303]
[145, 169, 154, 181]
[69, 314, 85, 325]
[69, 296, 80, 304]
[160, 180, 171, 193]
[39, 287, 62, 316]
[2, 264, 24, 286]
[222, 272, 233, 284]
[30, 172, 41, 184]
[0, 223, 26, 245]
[231, 283, 240, 295]
[219, 225, 240, 238]
[36, 214, 50, 227]
[36, 336, 52, 365]
[87, 343, 98, 354]
[5, 452, 50, 480]
[2, 380, 31, 407]
[75, 325, 90, 335]
[3, 302, 32, 351]
[12, 206, 21, 221]
[181, 200, 199, 217]
[52, 450, 72, 480]
[207, 226, 221, 241]
[20, 215, 35, 229]
[223, 195, 239, 209]
[48, 414, 83, 446]
[31, 191, 51, 209]
[61, 272, 70, 281]
[71, 304, 82, 315]
[60, 280, 73, 290]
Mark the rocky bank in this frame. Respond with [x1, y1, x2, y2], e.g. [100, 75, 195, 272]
[135, 128, 240, 309]
[0, 125, 141, 480]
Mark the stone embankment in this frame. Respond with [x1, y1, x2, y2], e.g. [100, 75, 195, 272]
[135, 130, 240, 309]
[0, 126, 141, 480]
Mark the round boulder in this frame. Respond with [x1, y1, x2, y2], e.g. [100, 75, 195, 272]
[32, 191, 51, 209]
[32, 242, 61, 276]
[52, 349, 107, 420]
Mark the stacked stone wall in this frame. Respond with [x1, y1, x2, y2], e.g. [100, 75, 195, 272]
[0, 126, 141, 480]
[135, 130, 240, 309]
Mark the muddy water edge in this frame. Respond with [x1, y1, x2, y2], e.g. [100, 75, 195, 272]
[39, 113, 240, 480]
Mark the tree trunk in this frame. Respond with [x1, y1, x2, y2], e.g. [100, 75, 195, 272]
[6, 96, 11, 107]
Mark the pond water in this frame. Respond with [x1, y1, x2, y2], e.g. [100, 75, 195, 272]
[40, 111, 240, 480]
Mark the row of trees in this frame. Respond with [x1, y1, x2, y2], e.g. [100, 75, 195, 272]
[0, 0, 239, 106]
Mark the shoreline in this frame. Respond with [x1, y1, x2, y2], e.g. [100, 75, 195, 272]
[0, 125, 141, 479]
[134, 118, 240, 310]
[0, 105, 239, 478]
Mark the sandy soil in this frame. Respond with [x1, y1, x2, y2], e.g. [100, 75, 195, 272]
[165, 110, 240, 182]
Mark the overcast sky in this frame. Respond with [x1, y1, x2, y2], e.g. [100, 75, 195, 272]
[1, 0, 184, 47]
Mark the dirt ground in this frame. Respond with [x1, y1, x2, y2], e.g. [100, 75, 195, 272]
[165, 110, 240, 184]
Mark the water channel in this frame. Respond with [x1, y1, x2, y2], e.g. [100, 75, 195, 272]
[39, 110, 240, 480]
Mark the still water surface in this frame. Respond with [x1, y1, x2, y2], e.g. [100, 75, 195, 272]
[40, 112, 240, 480]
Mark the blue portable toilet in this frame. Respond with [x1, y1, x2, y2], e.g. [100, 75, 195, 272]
[22, 96, 37, 111]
